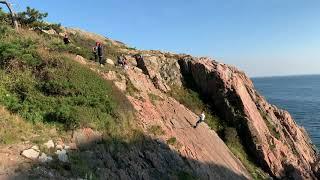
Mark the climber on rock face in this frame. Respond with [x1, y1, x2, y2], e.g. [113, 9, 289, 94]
[194, 111, 206, 128]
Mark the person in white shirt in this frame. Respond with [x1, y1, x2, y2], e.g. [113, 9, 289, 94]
[194, 111, 205, 128]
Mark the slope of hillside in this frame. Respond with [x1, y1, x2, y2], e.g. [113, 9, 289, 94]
[0, 11, 319, 179]
[0, 25, 252, 179]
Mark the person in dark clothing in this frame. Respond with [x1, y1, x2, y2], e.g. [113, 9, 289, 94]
[92, 42, 98, 61]
[97, 43, 104, 66]
[117, 55, 129, 69]
[63, 34, 70, 45]
[117, 55, 124, 66]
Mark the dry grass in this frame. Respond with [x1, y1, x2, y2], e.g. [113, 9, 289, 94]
[0, 106, 61, 145]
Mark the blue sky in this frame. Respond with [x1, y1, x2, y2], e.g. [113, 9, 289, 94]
[5, 0, 320, 77]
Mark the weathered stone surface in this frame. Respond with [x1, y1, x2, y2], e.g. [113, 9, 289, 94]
[42, 29, 56, 35]
[133, 53, 182, 92]
[313, 157, 320, 179]
[106, 58, 115, 65]
[74, 55, 87, 65]
[178, 57, 318, 179]
[124, 67, 251, 179]
[56, 149, 68, 163]
[44, 140, 55, 149]
[21, 148, 40, 160]
[38, 153, 53, 163]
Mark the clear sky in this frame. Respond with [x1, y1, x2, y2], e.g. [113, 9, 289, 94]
[5, 0, 320, 77]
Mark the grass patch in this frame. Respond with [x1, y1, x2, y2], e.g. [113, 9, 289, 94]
[0, 25, 134, 133]
[0, 106, 61, 145]
[148, 93, 163, 105]
[259, 110, 281, 140]
[176, 171, 195, 180]
[167, 137, 177, 145]
[147, 125, 165, 136]
[224, 128, 269, 180]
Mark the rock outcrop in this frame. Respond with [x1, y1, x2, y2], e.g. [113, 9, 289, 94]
[177, 57, 318, 179]
[123, 66, 251, 179]
[112, 50, 319, 178]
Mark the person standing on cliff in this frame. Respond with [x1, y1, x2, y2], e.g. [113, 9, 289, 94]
[63, 34, 70, 45]
[194, 111, 206, 128]
[97, 42, 104, 67]
[92, 42, 98, 61]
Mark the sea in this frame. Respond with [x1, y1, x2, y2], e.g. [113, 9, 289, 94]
[253, 75, 320, 151]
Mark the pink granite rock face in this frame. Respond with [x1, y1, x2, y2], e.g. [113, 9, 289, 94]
[179, 57, 318, 179]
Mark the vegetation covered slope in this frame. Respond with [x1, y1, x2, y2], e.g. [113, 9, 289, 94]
[0, 8, 254, 179]
[3, 6, 315, 180]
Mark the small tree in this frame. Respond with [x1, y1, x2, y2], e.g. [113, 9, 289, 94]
[16, 6, 61, 32]
[17, 6, 48, 26]
[0, 0, 18, 29]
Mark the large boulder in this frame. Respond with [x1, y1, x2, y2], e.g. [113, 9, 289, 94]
[179, 57, 318, 179]
[133, 53, 180, 92]
[21, 146, 40, 160]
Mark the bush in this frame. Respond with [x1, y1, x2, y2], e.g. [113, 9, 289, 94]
[167, 137, 177, 145]
[0, 35, 40, 67]
[16, 6, 61, 31]
[0, 26, 133, 130]
[147, 125, 165, 136]
[0, 8, 10, 25]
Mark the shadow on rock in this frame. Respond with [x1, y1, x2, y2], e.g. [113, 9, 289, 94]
[7, 130, 249, 180]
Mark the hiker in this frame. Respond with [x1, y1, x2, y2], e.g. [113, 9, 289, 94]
[134, 54, 143, 61]
[194, 111, 206, 128]
[97, 42, 104, 66]
[63, 34, 70, 45]
[92, 42, 98, 61]
[117, 55, 128, 69]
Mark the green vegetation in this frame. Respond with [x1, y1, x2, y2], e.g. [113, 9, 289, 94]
[148, 93, 163, 105]
[67, 33, 122, 61]
[147, 125, 165, 136]
[0, 24, 134, 134]
[176, 171, 195, 180]
[167, 137, 177, 145]
[0, 7, 10, 26]
[259, 110, 281, 140]
[16, 7, 61, 32]
[224, 128, 269, 180]
[0, 106, 62, 145]
[0, 7, 271, 179]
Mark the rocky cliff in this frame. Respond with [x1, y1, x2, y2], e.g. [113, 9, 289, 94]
[124, 49, 319, 179]
[1, 26, 319, 180]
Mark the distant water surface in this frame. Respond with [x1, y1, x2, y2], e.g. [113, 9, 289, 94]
[253, 75, 320, 150]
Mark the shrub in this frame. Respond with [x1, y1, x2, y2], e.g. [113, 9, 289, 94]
[167, 137, 177, 145]
[16, 6, 61, 31]
[0, 8, 10, 25]
[224, 128, 269, 180]
[0, 26, 134, 130]
[0, 36, 40, 67]
[147, 125, 165, 136]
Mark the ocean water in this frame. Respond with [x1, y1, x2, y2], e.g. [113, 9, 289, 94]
[253, 75, 320, 150]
